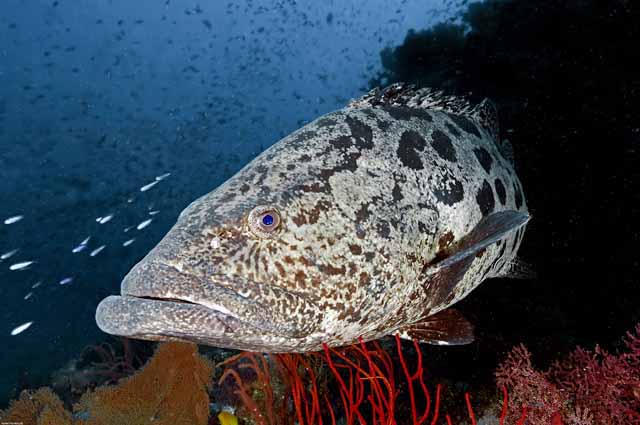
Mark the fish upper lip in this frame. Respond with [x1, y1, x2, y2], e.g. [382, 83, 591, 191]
[120, 260, 249, 318]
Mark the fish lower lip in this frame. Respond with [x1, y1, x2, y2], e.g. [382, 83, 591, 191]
[95, 294, 243, 341]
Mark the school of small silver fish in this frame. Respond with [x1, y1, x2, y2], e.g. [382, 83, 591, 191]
[3, 172, 172, 336]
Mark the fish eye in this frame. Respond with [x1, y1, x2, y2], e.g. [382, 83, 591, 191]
[248, 206, 281, 238]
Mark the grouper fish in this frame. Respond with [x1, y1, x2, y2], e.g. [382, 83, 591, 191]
[96, 83, 529, 352]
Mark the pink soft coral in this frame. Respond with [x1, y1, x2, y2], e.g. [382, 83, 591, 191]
[496, 324, 640, 425]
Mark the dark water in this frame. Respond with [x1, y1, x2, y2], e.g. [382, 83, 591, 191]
[1, 0, 638, 418]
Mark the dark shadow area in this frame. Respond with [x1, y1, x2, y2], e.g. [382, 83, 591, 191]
[372, 0, 639, 392]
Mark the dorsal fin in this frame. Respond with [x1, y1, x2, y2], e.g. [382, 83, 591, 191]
[349, 83, 503, 145]
[348, 82, 475, 116]
[471, 98, 500, 143]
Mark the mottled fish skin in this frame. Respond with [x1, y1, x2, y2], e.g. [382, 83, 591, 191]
[96, 84, 529, 352]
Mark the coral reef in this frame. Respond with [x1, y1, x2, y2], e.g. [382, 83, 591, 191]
[496, 324, 640, 424]
[1, 342, 212, 425]
[6, 326, 638, 424]
[0, 387, 73, 425]
[75, 341, 212, 425]
[50, 337, 153, 406]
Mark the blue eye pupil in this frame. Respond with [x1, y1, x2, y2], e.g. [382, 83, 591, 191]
[262, 214, 274, 226]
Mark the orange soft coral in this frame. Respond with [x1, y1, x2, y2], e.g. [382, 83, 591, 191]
[0, 387, 73, 425]
[74, 341, 212, 425]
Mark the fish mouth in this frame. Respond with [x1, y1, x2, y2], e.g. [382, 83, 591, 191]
[95, 260, 287, 348]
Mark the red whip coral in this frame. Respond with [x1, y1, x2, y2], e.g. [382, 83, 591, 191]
[220, 335, 526, 425]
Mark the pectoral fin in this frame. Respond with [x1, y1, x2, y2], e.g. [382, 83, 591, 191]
[397, 308, 474, 345]
[422, 210, 530, 307]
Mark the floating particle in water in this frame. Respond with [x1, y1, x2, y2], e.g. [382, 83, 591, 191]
[122, 238, 135, 247]
[1, 249, 19, 261]
[90, 245, 106, 257]
[98, 214, 114, 224]
[140, 180, 159, 192]
[4, 215, 23, 225]
[10, 321, 33, 336]
[137, 218, 153, 230]
[59, 277, 73, 285]
[9, 261, 34, 271]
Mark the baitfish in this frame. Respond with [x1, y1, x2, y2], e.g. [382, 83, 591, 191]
[96, 83, 530, 352]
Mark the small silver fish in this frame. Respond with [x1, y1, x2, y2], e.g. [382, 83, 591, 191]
[24, 292, 33, 300]
[136, 218, 153, 230]
[99, 214, 114, 224]
[4, 215, 24, 225]
[10, 321, 33, 336]
[123, 238, 135, 247]
[96, 84, 529, 352]
[1, 249, 19, 261]
[155, 172, 171, 181]
[140, 180, 160, 192]
[90, 245, 106, 257]
[72, 243, 88, 253]
[59, 277, 73, 285]
[9, 261, 34, 271]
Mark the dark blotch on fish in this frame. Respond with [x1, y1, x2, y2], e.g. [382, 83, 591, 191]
[495, 178, 507, 205]
[445, 122, 461, 137]
[397, 130, 427, 170]
[319, 151, 360, 179]
[345, 116, 374, 149]
[290, 130, 317, 147]
[447, 114, 481, 138]
[476, 180, 495, 216]
[473, 147, 493, 174]
[316, 116, 338, 127]
[431, 130, 457, 162]
[330, 136, 352, 150]
[383, 106, 433, 122]
[434, 172, 465, 205]
[376, 221, 391, 238]
[514, 181, 524, 209]
[392, 182, 403, 202]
